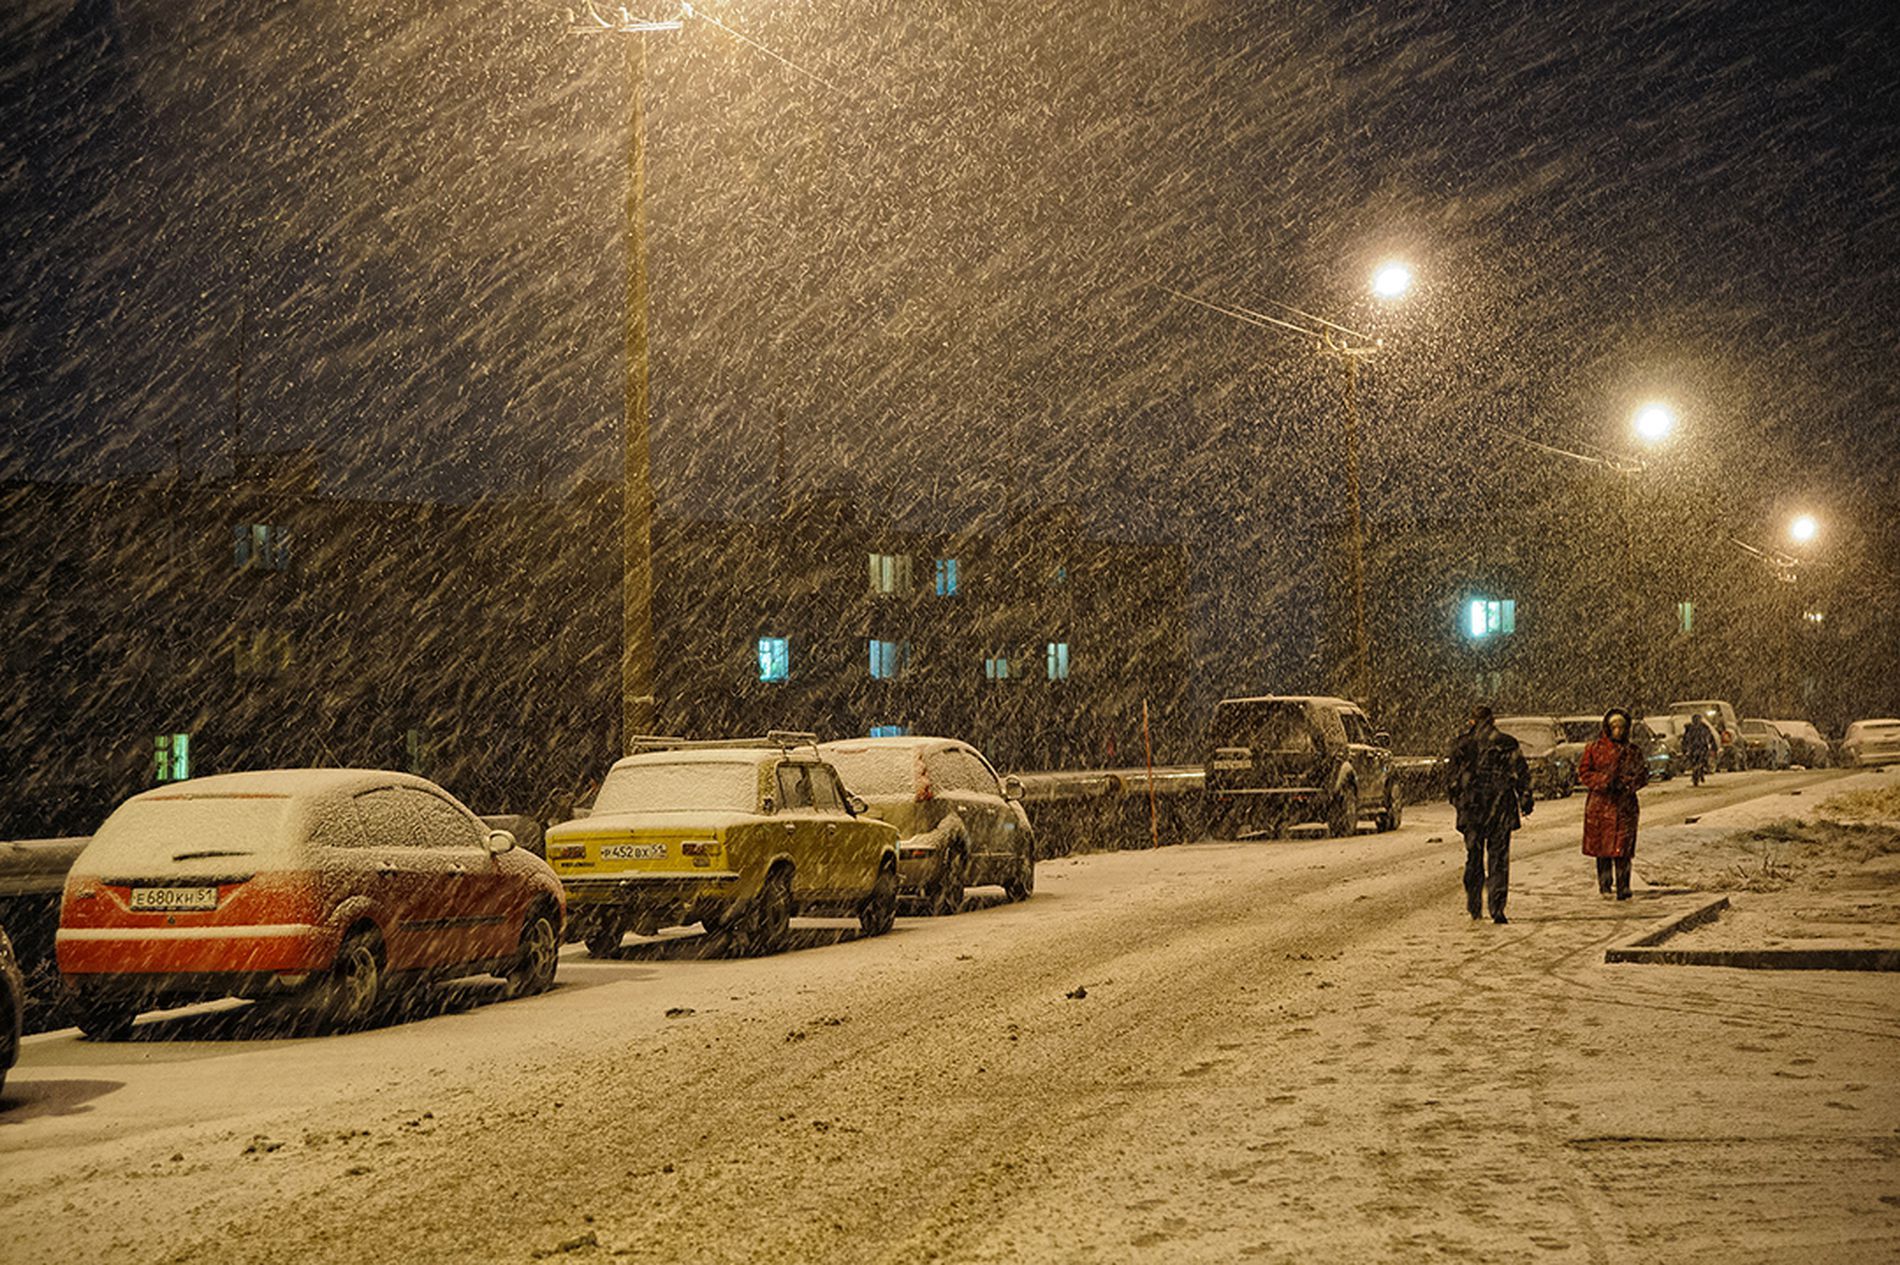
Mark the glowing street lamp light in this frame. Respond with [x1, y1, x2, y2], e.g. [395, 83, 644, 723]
[1631, 401, 1677, 446]
[1789, 513, 1819, 545]
[1369, 260, 1414, 301]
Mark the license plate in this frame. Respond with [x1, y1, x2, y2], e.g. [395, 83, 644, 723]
[600, 843, 667, 862]
[130, 886, 219, 912]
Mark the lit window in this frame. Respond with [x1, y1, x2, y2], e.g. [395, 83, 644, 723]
[869, 638, 909, 679]
[1466, 598, 1516, 639]
[154, 733, 191, 782]
[1054, 564, 1069, 585]
[868, 553, 913, 595]
[1677, 601, 1694, 634]
[1046, 641, 1071, 680]
[758, 636, 790, 682]
[934, 558, 959, 597]
[233, 523, 289, 570]
[869, 724, 909, 738]
[984, 655, 1011, 681]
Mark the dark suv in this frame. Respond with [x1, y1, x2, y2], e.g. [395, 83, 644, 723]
[1204, 695, 1401, 839]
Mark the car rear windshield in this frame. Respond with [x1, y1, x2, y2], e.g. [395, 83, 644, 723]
[593, 761, 760, 814]
[1211, 702, 1320, 754]
[1559, 721, 1599, 743]
[1496, 718, 1554, 748]
[823, 748, 919, 799]
[84, 796, 294, 870]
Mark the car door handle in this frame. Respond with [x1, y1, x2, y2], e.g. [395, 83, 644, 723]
[378, 865, 398, 877]
[826, 824, 838, 835]
[784, 823, 796, 834]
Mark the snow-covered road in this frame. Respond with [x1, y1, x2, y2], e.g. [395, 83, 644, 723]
[3, 770, 1897, 1263]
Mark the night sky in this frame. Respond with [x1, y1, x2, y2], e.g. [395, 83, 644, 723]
[4, 0, 1895, 559]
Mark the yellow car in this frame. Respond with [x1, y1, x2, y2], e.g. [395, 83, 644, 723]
[545, 734, 899, 957]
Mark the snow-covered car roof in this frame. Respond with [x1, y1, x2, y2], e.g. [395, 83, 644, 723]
[1845, 719, 1900, 734]
[819, 736, 965, 755]
[606, 747, 818, 773]
[1215, 694, 1362, 711]
[127, 768, 443, 800]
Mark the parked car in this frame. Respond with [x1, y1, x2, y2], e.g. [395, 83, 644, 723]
[1840, 719, 1900, 768]
[819, 737, 1034, 915]
[1204, 695, 1401, 839]
[545, 733, 900, 958]
[1643, 714, 1687, 780]
[1558, 715, 1624, 778]
[1739, 719, 1793, 770]
[1, 926, 22, 1099]
[1670, 699, 1745, 771]
[57, 770, 563, 1040]
[1767, 720, 1832, 769]
[1494, 716, 1578, 798]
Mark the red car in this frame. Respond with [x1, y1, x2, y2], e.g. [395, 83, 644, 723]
[58, 770, 564, 1038]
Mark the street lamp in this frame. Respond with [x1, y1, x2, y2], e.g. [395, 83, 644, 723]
[1789, 513, 1819, 545]
[1162, 264, 1416, 708]
[1631, 401, 1677, 446]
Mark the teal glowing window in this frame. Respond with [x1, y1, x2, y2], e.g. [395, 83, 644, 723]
[869, 639, 908, 679]
[1046, 641, 1071, 680]
[154, 732, 191, 782]
[1466, 598, 1516, 639]
[233, 523, 289, 570]
[758, 636, 790, 682]
[1677, 601, 1694, 634]
[984, 656, 1010, 681]
[869, 724, 909, 738]
[934, 558, 959, 596]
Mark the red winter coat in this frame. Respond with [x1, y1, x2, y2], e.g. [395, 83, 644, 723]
[1578, 733, 1648, 857]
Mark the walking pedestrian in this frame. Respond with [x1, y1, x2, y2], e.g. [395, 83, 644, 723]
[1446, 705, 1534, 924]
[1579, 708, 1649, 900]
[1682, 713, 1715, 786]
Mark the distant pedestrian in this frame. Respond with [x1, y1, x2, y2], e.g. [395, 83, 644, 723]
[1682, 713, 1716, 786]
[1578, 708, 1649, 900]
[1446, 704, 1534, 924]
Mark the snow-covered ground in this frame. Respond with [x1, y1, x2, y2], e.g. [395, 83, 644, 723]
[2, 769, 1896, 1263]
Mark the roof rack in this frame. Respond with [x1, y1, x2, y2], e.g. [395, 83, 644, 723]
[625, 731, 823, 758]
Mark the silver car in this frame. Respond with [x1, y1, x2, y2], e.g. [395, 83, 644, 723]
[1841, 719, 1900, 767]
[820, 737, 1035, 915]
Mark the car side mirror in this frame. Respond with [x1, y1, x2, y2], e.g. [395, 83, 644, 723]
[845, 793, 868, 817]
[1002, 774, 1025, 802]
[761, 795, 775, 815]
[1373, 732, 1391, 748]
[485, 829, 517, 855]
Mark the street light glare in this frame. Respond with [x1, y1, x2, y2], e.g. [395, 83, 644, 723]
[1789, 514, 1819, 544]
[1370, 261, 1414, 300]
[1632, 401, 1677, 445]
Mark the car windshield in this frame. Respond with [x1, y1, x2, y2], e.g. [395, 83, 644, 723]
[84, 796, 293, 869]
[592, 761, 760, 814]
[1495, 718, 1553, 748]
[1559, 721, 1599, 743]
[822, 747, 919, 799]
[1211, 702, 1318, 753]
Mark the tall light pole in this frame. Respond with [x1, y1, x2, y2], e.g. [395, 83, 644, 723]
[1623, 400, 1676, 710]
[570, 3, 683, 748]
[1163, 261, 1413, 709]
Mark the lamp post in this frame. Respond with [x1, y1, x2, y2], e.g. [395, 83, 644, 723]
[570, 3, 684, 749]
[1622, 400, 1676, 710]
[1163, 261, 1414, 709]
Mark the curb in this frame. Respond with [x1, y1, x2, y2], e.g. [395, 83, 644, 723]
[1605, 895, 1900, 970]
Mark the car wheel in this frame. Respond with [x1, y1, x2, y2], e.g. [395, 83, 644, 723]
[1378, 783, 1404, 832]
[1327, 784, 1358, 838]
[583, 914, 625, 959]
[503, 908, 560, 997]
[1003, 852, 1036, 902]
[859, 861, 898, 937]
[925, 848, 967, 917]
[733, 867, 793, 958]
[74, 997, 138, 1042]
[320, 930, 384, 1030]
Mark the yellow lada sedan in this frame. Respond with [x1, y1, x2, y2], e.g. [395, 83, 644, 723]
[545, 734, 899, 957]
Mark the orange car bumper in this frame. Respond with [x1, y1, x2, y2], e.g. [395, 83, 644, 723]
[57, 923, 337, 980]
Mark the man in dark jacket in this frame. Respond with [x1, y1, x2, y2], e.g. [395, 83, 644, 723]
[1682, 714, 1716, 786]
[1446, 705, 1534, 924]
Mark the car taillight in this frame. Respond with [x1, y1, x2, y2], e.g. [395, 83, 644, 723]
[680, 841, 719, 857]
[550, 844, 587, 861]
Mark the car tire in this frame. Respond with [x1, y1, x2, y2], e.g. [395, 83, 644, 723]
[74, 997, 138, 1042]
[1327, 784, 1359, 838]
[583, 914, 625, 959]
[925, 848, 967, 917]
[503, 908, 560, 998]
[320, 930, 385, 1031]
[1378, 783, 1404, 832]
[733, 867, 793, 958]
[859, 861, 898, 937]
[1004, 852, 1035, 902]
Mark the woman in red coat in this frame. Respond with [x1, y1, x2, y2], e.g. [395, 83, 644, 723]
[1578, 708, 1649, 900]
